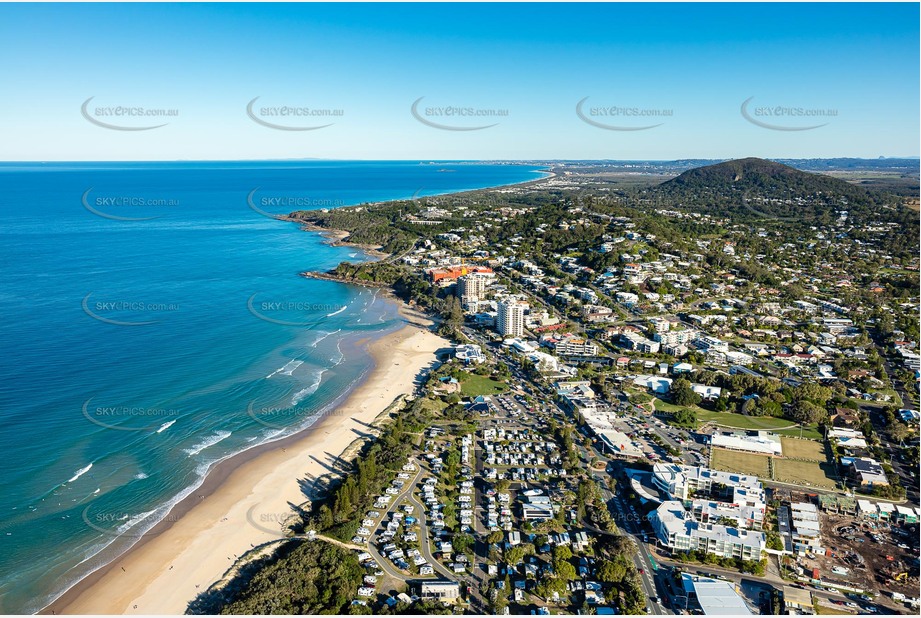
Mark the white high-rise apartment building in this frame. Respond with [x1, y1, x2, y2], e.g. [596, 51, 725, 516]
[497, 300, 526, 337]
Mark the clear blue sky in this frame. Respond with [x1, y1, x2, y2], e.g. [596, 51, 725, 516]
[0, 2, 917, 160]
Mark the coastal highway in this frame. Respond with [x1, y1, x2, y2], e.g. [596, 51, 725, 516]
[575, 429, 668, 614]
[578, 481, 668, 614]
[603, 484, 668, 614]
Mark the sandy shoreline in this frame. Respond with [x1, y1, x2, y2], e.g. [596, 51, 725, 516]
[46, 306, 448, 615]
[42, 167, 543, 615]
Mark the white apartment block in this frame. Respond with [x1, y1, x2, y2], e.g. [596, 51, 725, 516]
[497, 300, 527, 338]
[654, 328, 697, 346]
[554, 337, 599, 356]
[620, 331, 661, 354]
[651, 501, 765, 561]
[652, 464, 766, 511]
[694, 335, 729, 354]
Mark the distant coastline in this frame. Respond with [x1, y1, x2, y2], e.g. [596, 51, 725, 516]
[283, 166, 555, 259]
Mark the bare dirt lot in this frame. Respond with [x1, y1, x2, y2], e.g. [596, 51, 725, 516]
[802, 511, 921, 599]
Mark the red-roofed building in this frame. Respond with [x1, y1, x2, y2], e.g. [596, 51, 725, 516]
[427, 265, 493, 283]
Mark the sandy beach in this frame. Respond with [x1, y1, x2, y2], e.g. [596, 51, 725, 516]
[48, 307, 448, 615]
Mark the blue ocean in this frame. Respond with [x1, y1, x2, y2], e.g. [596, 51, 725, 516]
[0, 161, 546, 613]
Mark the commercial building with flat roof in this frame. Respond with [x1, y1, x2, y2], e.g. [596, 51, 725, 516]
[598, 429, 644, 459]
[680, 573, 755, 615]
[711, 431, 783, 456]
[416, 580, 461, 601]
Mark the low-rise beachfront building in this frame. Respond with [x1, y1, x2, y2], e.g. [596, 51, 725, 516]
[454, 343, 486, 364]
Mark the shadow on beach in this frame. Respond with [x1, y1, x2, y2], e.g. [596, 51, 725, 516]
[184, 539, 300, 614]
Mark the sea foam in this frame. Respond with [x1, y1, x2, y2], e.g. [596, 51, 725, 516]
[184, 431, 232, 456]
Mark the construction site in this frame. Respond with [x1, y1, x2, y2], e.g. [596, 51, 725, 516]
[787, 508, 920, 605]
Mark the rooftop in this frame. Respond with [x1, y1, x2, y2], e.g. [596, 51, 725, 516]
[682, 574, 755, 616]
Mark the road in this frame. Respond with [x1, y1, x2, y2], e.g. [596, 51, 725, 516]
[588, 478, 668, 614]
[364, 459, 431, 582]
[404, 492, 458, 581]
[568, 418, 669, 615]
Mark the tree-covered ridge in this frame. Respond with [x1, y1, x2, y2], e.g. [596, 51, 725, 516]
[650, 157, 910, 226]
[660, 157, 874, 201]
[218, 541, 364, 615]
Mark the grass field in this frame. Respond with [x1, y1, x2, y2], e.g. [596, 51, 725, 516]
[772, 425, 823, 440]
[418, 397, 448, 414]
[694, 410, 823, 439]
[780, 437, 826, 462]
[711, 448, 772, 478]
[654, 398, 707, 414]
[460, 374, 507, 398]
[696, 410, 793, 430]
[773, 459, 838, 489]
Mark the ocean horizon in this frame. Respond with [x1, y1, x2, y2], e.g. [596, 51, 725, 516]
[0, 161, 547, 614]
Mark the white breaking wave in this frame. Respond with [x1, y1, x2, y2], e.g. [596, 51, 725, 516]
[310, 329, 340, 348]
[155, 420, 176, 433]
[184, 431, 232, 456]
[134, 472, 149, 480]
[67, 463, 93, 483]
[116, 509, 157, 535]
[326, 305, 346, 317]
[290, 369, 326, 406]
[266, 359, 303, 379]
